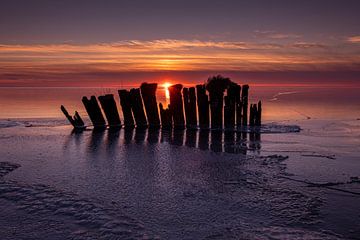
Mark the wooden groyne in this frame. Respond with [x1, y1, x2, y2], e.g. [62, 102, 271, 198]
[61, 75, 262, 131]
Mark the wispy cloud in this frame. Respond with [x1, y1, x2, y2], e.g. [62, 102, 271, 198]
[0, 39, 359, 85]
[347, 36, 360, 43]
[254, 30, 302, 40]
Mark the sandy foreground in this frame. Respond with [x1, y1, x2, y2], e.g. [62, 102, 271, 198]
[0, 118, 359, 239]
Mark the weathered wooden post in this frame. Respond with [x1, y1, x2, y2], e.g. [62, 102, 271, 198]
[98, 94, 122, 128]
[82, 96, 106, 128]
[129, 88, 148, 128]
[118, 90, 135, 128]
[206, 75, 231, 129]
[249, 104, 256, 127]
[140, 83, 160, 128]
[224, 82, 238, 129]
[159, 103, 172, 129]
[255, 101, 262, 126]
[235, 84, 242, 128]
[168, 84, 185, 129]
[185, 129, 197, 148]
[60, 105, 85, 129]
[241, 84, 249, 126]
[196, 84, 209, 129]
[183, 87, 197, 129]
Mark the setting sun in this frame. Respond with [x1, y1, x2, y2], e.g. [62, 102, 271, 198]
[162, 82, 172, 99]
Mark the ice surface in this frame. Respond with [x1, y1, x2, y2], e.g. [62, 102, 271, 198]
[1, 118, 359, 239]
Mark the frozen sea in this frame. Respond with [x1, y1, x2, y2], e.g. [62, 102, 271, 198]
[0, 85, 359, 239]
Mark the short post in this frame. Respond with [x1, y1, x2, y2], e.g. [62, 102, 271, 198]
[255, 101, 262, 126]
[118, 90, 135, 128]
[196, 84, 209, 129]
[129, 88, 148, 128]
[140, 83, 160, 128]
[235, 84, 242, 128]
[60, 105, 85, 129]
[98, 94, 122, 128]
[159, 103, 172, 129]
[82, 96, 106, 128]
[168, 84, 185, 129]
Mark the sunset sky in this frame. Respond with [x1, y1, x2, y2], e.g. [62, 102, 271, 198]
[1, 0, 359, 87]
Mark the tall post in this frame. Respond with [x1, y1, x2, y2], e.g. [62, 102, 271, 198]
[140, 83, 160, 128]
[235, 84, 242, 128]
[129, 88, 147, 128]
[196, 84, 209, 129]
[183, 87, 197, 129]
[224, 83, 238, 129]
[168, 84, 185, 129]
[82, 96, 106, 128]
[98, 94, 122, 128]
[118, 90, 135, 128]
[241, 84, 249, 126]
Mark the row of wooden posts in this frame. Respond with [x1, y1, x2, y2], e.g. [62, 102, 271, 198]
[61, 82, 262, 130]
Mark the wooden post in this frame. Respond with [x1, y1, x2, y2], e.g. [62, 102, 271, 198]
[255, 101, 262, 126]
[235, 84, 242, 128]
[98, 94, 122, 128]
[82, 96, 106, 128]
[60, 105, 85, 129]
[118, 90, 135, 128]
[224, 83, 238, 129]
[183, 87, 197, 129]
[129, 88, 148, 128]
[159, 103, 172, 129]
[140, 83, 160, 128]
[241, 85, 249, 126]
[196, 84, 209, 129]
[206, 76, 231, 129]
[168, 84, 185, 129]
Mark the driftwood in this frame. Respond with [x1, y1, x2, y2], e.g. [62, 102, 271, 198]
[60, 105, 85, 129]
[196, 84, 209, 129]
[256, 101, 262, 126]
[82, 96, 106, 128]
[129, 88, 148, 128]
[118, 90, 135, 128]
[140, 83, 160, 128]
[159, 103, 172, 129]
[183, 87, 197, 129]
[169, 84, 185, 129]
[98, 94, 122, 128]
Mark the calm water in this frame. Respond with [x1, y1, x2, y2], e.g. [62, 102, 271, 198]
[0, 84, 359, 122]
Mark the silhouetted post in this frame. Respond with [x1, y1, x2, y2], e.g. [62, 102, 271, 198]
[198, 129, 209, 150]
[140, 83, 160, 128]
[98, 94, 122, 128]
[249, 103, 258, 127]
[159, 103, 172, 129]
[129, 88, 147, 128]
[196, 84, 209, 129]
[235, 84, 242, 128]
[82, 96, 106, 128]
[255, 101, 262, 126]
[183, 87, 197, 129]
[60, 105, 85, 129]
[206, 75, 231, 129]
[168, 84, 185, 129]
[241, 85, 249, 126]
[118, 90, 135, 128]
[224, 83, 238, 129]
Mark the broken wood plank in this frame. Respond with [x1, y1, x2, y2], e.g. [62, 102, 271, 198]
[140, 83, 160, 128]
[98, 94, 122, 128]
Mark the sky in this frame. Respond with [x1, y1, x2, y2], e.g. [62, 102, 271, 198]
[0, 0, 359, 87]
